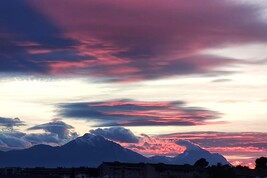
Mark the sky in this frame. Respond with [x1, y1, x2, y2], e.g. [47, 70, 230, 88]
[1, 0, 267, 168]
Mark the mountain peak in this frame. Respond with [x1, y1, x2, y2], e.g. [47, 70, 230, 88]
[0, 132, 148, 167]
[0, 134, 230, 167]
[176, 140, 201, 152]
[173, 140, 230, 166]
[81, 133, 104, 140]
[72, 133, 106, 146]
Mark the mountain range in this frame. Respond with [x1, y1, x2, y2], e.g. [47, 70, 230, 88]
[0, 133, 230, 167]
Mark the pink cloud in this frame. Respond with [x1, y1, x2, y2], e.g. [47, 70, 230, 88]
[25, 0, 267, 81]
[113, 131, 267, 168]
[59, 99, 224, 126]
[156, 132, 267, 168]
[121, 136, 185, 157]
[27, 49, 52, 55]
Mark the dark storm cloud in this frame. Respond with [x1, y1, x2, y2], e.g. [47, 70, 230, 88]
[89, 127, 139, 143]
[58, 99, 223, 126]
[1, 0, 267, 81]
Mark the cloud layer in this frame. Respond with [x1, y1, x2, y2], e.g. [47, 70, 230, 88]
[1, 0, 267, 81]
[58, 99, 223, 126]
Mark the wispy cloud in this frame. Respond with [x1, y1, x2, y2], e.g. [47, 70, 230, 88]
[0, 117, 24, 130]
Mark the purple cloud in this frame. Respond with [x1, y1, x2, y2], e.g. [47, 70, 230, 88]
[58, 99, 224, 126]
[1, 0, 267, 81]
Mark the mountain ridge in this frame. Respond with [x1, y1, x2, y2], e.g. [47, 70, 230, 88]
[0, 133, 230, 167]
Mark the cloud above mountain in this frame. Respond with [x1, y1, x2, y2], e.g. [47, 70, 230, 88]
[89, 127, 139, 143]
[58, 99, 224, 127]
[0, 119, 78, 150]
[0, 131, 30, 150]
[28, 120, 78, 139]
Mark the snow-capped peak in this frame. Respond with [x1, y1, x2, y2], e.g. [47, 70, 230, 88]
[176, 140, 201, 152]
[73, 133, 106, 146]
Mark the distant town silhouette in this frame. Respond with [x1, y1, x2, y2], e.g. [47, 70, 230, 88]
[0, 157, 267, 178]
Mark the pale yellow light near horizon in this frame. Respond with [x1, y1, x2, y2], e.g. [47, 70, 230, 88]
[0, 78, 110, 125]
[1, 42, 267, 135]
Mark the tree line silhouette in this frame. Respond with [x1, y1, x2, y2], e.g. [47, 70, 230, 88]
[193, 156, 267, 178]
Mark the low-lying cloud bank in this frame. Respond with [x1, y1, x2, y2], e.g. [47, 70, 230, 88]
[0, 119, 77, 151]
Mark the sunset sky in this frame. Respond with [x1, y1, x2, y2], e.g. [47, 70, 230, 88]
[1, 0, 267, 168]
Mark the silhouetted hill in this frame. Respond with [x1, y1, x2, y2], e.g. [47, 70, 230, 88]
[172, 146, 229, 165]
[0, 134, 148, 167]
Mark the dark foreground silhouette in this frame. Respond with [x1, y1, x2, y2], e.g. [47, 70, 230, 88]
[0, 158, 267, 178]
